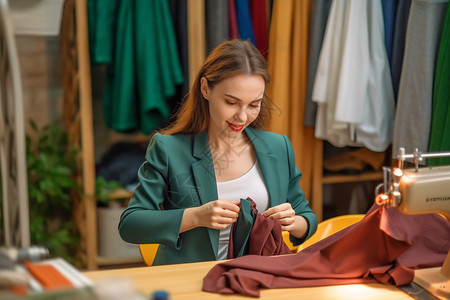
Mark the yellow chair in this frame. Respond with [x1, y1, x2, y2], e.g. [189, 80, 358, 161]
[282, 231, 299, 253]
[297, 214, 365, 252]
[139, 244, 159, 266]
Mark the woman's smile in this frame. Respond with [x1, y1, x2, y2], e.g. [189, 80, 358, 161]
[227, 121, 244, 132]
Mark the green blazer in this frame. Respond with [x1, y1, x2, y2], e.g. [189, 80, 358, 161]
[119, 127, 318, 265]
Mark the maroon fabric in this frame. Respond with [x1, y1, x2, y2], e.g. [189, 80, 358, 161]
[203, 205, 450, 297]
[227, 198, 291, 259]
[250, 0, 268, 59]
[228, 0, 239, 39]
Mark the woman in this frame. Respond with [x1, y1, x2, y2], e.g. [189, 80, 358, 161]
[119, 39, 318, 265]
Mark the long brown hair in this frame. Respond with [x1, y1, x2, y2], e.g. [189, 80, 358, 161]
[159, 39, 271, 135]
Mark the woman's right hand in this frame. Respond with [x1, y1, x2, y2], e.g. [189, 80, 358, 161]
[180, 200, 240, 233]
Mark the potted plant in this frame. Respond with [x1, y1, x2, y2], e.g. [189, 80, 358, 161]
[26, 121, 80, 265]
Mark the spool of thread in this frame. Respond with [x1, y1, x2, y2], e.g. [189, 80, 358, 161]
[0, 246, 49, 263]
[152, 290, 169, 300]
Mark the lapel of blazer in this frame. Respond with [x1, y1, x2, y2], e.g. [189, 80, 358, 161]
[191, 130, 219, 257]
[191, 130, 217, 205]
[245, 127, 280, 207]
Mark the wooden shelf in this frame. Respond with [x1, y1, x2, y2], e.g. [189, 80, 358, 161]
[108, 188, 133, 200]
[321, 171, 383, 184]
[312, 141, 386, 222]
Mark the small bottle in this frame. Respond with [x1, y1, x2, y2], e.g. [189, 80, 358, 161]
[151, 290, 169, 300]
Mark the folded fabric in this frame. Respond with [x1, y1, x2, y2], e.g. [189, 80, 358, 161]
[24, 260, 74, 291]
[203, 204, 450, 297]
[227, 198, 291, 259]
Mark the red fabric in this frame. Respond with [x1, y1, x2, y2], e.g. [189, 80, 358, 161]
[228, 0, 239, 39]
[251, 0, 269, 59]
[227, 198, 291, 259]
[203, 205, 450, 297]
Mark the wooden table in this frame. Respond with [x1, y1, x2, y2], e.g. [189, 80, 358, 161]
[84, 260, 414, 299]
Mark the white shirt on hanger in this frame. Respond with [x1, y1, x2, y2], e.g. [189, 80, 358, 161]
[312, 0, 395, 152]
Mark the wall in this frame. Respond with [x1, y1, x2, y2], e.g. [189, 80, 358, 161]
[16, 36, 63, 135]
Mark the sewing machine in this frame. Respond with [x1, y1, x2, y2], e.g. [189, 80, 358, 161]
[375, 148, 450, 299]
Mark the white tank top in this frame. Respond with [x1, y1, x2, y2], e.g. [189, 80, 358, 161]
[216, 162, 269, 260]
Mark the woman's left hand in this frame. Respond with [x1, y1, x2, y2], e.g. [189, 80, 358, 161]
[262, 203, 296, 232]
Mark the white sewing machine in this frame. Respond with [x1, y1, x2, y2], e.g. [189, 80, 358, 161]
[375, 148, 450, 299]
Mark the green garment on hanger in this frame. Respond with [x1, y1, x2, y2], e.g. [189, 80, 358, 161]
[88, 0, 184, 134]
[428, 3, 450, 166]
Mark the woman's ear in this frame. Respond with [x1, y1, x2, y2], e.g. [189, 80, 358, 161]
[200, 77, 209, 101]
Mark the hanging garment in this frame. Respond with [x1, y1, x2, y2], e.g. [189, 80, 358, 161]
[235, 0, 256, 44]
[251, 0, 269, 58]
[87, 0, 116, 64]
[428, 3, 450, 165]
[266, 0, 316, 199]
[288, 0, 316, 200]
[382, 0, 399, 64]
[88, 0, 184, 134]
[266, 0, 295, 135]
[312, 0, 395, 152]
[167, 0, 189, 116]
[304, 0, 333, 127]
[227, 198, 291, 259]
[205, 0, 229, 54]
[390, 0, 412, 100]
[203, 204, 450, 297]
[187, 0, 206, 89]
[265, 0, 272, 27]
[392, 0, 449, 162]
[228, 0, 239, 39]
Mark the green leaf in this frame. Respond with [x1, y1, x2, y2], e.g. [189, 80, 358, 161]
[25, 121, 81, 264]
